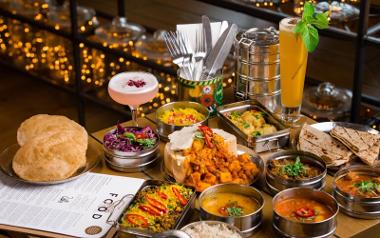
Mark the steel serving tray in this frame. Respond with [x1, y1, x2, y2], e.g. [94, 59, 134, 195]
[217, 100, 289, 152]
[115, 180, 196, 237]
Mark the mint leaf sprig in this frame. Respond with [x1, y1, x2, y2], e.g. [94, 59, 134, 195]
[294, 2, 329, 52]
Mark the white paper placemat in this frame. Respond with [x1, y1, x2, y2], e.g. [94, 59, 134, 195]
[0, 172, 145, 238]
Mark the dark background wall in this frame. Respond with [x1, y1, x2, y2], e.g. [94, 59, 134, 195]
[78, 0, 380, 103]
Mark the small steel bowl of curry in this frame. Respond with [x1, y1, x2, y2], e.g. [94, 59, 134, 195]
[272, 187, 339, 238]
[156, 101, 209, 141]
[198, 183, 264, 237]
[265, 150, 327, 195]
[333, 165, 380, 219]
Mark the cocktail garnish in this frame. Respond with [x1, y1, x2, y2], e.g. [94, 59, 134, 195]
[294, 2, 329, 52]
[126, 79, 146, 88]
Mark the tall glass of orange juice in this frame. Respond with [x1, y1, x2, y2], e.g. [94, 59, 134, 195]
[279, 17, 308, 123]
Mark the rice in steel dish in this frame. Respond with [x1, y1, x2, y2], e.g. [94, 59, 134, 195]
[183, 222, 242, 238]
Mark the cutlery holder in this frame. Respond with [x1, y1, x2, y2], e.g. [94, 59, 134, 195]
[235, 27, 280, 112]
[177, 72, 223, 116]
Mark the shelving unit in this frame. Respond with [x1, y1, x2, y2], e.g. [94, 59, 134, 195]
[196, 0, 379, 122]
[0, 0, 379, 126]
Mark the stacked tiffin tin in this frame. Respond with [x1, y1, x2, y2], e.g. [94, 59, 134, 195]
[234, 27, 280, 112]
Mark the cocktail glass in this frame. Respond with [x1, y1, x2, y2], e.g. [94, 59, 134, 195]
[279, 17, 308, 124]
[108, 71, 159, 126]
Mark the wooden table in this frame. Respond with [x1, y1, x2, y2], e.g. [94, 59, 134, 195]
[91, 113, 380, 238]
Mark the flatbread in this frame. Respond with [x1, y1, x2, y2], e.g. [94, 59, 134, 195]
[355, 140, 380, 166]
[330, 126, 380, 166]
[13, 133, 86, 182]
[298, 124, 352, 167]
[17, 114, 88, 150]
[330, 126, 369, 152]
[298, 139, 348, 167]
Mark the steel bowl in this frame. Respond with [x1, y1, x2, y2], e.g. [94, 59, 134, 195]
[198, 183, 264, 237]
[333, 165, 380, 219]
[265, 150, 327, 195]
[103, 127, 159, 172]
[181, 221, 243, 238]
[156, 101, 209, 140]
[272, 187, 339, 238]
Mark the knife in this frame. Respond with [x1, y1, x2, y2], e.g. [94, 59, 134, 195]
[202, 15, 212, 57]
[202, 24, 238, 79]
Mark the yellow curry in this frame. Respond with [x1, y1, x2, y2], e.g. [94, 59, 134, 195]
[159, 108, 205, 126]
[202, 192, 260, 217]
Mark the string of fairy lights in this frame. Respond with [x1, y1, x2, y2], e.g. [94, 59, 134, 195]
[0, 0, 367, 121]
[0, 0, 238, 117]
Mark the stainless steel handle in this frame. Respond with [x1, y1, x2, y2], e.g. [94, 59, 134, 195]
[106, 194, 135, 226]
[263, 138, 280, 152]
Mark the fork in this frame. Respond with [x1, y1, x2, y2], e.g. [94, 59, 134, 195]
[193, 27, 207, 80]
[163, 31, 193, 79]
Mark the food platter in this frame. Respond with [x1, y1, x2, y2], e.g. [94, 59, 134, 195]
[0, 142, 100, 185]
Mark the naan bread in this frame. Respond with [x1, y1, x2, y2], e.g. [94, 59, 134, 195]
[13, 114, 88, 182]
[13, 133, 86, 182]
[298, 124, 352, 167]
[17, 114, 88, 149]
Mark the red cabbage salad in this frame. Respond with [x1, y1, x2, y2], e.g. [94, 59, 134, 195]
[103, 124, 158, 152]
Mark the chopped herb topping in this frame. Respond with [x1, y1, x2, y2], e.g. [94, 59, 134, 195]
[354, 180, 380, 194]
[282, 156, 305, 177]
[252, 131, 262, 137]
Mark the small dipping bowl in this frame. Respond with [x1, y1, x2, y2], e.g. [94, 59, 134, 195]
[272, 187, 339, 238]
[103, 127, 159, 172]
[156, 101, 209, 140]
[181, 221, 243, 238]
[198, 183, 264, 237]
[333, 165, 380, 219]
[265, 150, 327, 195]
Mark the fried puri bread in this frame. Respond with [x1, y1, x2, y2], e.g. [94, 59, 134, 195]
[13, 132, 87, 182]
[13, 114, 88, 182]
[17, 114, 88, 149]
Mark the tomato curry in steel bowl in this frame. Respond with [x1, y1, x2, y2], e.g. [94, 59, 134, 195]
[272, 187, 338, 238]
[333, 165, 380, 219]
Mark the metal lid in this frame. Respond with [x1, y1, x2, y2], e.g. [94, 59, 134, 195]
[235, 27, 279, 54]
[95, 16, 145, 44]
[302, 82, 352, 120]
[235, 27, 279, 64]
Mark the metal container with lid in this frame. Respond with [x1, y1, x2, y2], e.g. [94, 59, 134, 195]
[234, 27, 280, 112]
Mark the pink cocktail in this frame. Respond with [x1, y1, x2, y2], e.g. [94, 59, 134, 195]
[108, 72, 159, 125]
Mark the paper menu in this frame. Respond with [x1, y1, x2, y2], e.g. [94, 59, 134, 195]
[0, 172, 145, 238]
